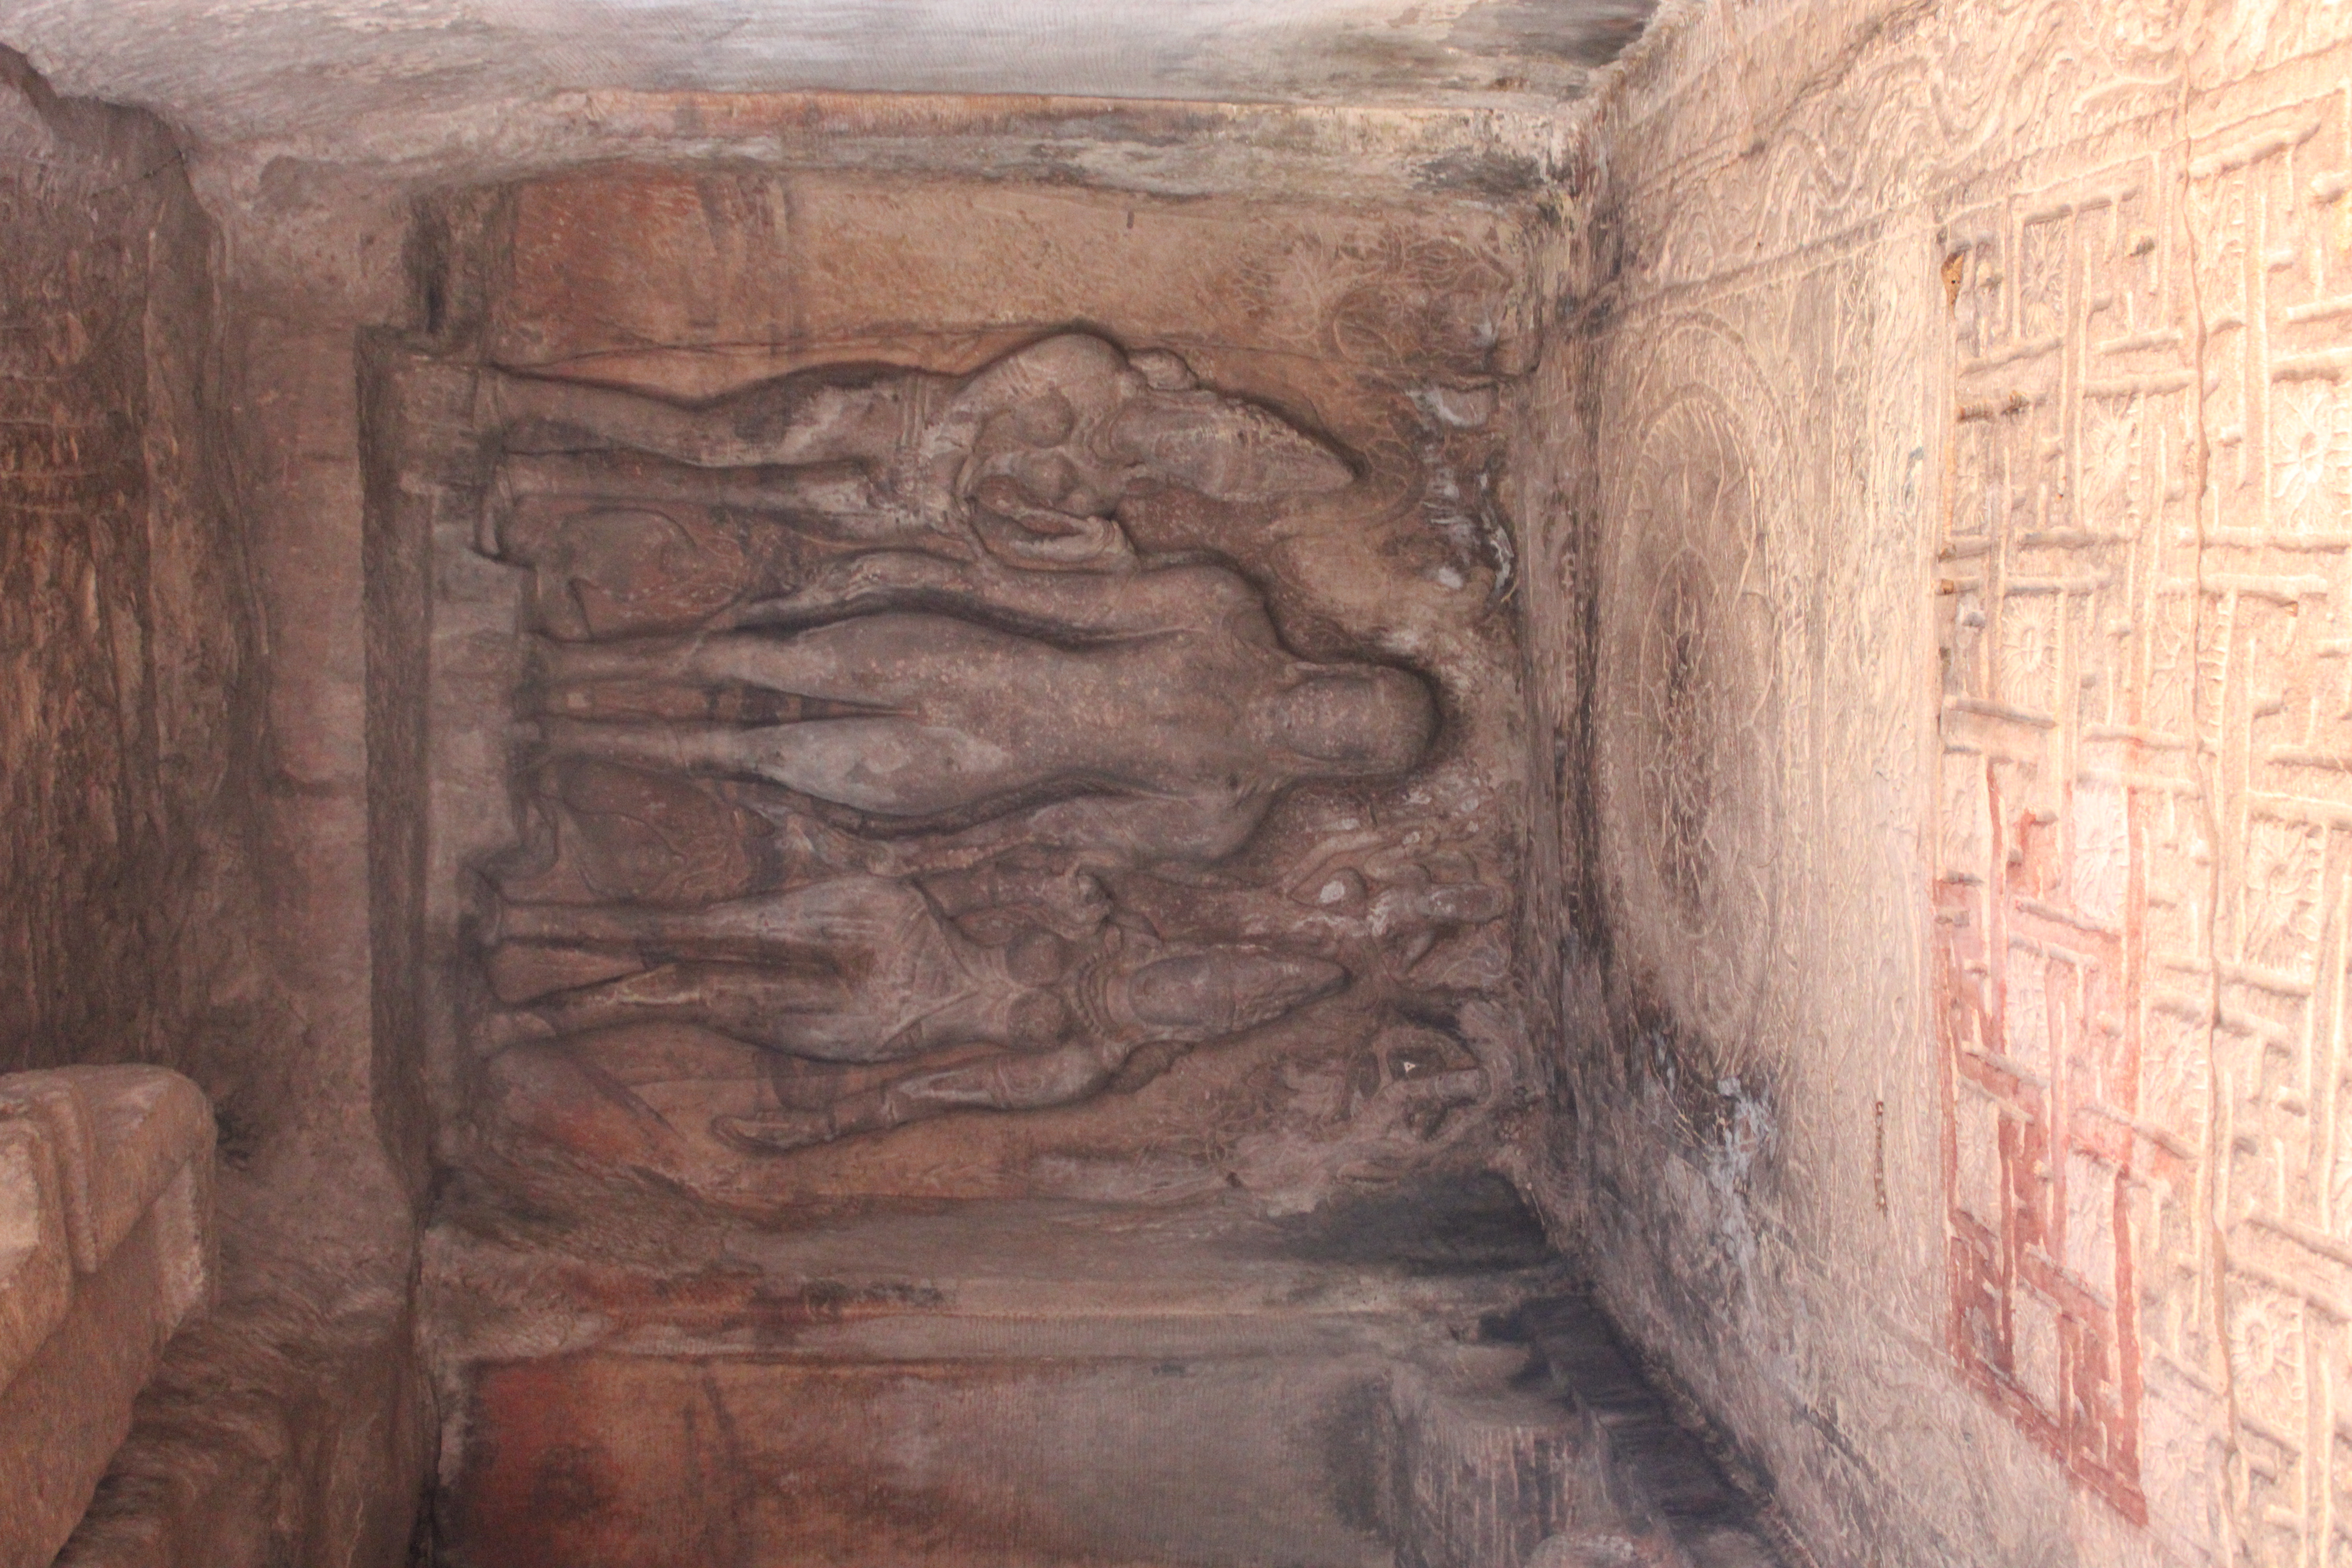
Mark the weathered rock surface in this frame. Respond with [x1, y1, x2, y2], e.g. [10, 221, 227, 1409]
[1516, 2, 2352, 1565]
[0, 1067, 214, 1568]
[0, 50, 431, 1568]
[7, 0, 2349, 1564]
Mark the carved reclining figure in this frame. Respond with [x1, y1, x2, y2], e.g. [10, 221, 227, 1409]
[486, 332, 1353, 564]
[530, 546, 1437, 865]
[726, 944, 1346, 1154]
[492, 876, 1345, 1152]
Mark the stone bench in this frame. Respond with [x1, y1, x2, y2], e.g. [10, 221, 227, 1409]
[0, 1067, 214, 1568]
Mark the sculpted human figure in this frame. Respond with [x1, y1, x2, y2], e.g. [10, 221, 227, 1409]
[486, 333, 1353, 561]
[734, 942, 1345, 1154]
[497, 876, 1056, 1062]
[492, 875, 1346, 1151]
[530, 546, 1438, 865]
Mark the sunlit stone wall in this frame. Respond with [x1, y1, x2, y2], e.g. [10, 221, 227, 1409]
[1521, 2, 2352, 1563]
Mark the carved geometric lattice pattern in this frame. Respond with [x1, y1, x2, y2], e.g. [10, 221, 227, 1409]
[1937, 88, 2352, 1559]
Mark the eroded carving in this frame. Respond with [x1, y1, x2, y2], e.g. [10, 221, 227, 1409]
[488, 332, 1352, 573]
[529, 548, 1435, 856]
[463, 335, 1466, 1164]
[1599, 369, 1784, 1049]
[491, 877, 1343, 1151]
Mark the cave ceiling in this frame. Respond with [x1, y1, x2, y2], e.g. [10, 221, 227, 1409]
[1, 0, 1655, 172]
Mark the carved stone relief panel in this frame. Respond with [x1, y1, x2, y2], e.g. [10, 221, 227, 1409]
[374, 175, 1530, 1214]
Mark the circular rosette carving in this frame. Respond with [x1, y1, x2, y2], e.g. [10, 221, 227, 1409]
[1598, 372, 1785, 1049]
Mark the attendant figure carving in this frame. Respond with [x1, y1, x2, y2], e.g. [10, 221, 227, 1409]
[492, 876, 1345, 1151]
[488, 332, 1352, 567]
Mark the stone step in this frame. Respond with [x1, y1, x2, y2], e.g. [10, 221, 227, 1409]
[1496, 1294, 1789, 1568]
[423, 1176, 1792, 1568]
[0, 1066, 215, 1568]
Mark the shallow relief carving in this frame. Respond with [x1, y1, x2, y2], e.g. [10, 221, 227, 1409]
[1596, 334, 1789, 1056]
[404, 331, 1511, 1204]
[1565, 3, 2352, 1561]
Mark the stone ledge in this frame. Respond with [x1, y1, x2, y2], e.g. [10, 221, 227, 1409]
[0, 1067, 215, 1568]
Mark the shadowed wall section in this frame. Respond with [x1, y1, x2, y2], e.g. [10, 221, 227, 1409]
[0, 52, 430, 1568]
[0, 53, 256, 1093]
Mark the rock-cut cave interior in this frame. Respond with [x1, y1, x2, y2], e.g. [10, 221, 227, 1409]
[0, 0, 2346, 1564]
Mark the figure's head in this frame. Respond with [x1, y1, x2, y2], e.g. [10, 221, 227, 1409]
[963, 335, 1354, 514]
[1260, 667, 1437, 778]
[1124, 949, 1348, 1042]
[1104, 392, 1353, 502]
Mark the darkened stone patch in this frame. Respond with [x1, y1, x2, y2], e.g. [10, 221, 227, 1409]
[1415, 149, 1549, 200]
[1495, 1290, 1788, 1563]
[1270, 1169, 1554, 1274]
[1448, 0, 1658, 66]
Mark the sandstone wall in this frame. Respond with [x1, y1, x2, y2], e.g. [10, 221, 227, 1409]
[0, 52, 431, 1567]
[0, 54, 260, 1101]
[1521, 1, 2352, 1564]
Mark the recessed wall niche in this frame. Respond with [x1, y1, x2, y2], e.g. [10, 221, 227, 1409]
[363, 167, 1555, 1563]
[370, 169, 1536, 1215]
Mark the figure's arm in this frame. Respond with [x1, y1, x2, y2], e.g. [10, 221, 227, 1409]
[920, 858, 1110, 936]
[721, 548, 1242, 641]
[915, 788, 1268, 871]
[713, 1036, 1133, 1154]
[886, 1043, 1120, 1116]
[908, 335, 1128, 486]
[484, 366, 927, 470]
[967, 483, 1136, 570]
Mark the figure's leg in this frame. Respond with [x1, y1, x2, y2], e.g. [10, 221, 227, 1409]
[532, 626, 915, 707]
[713, 1041, 1118, 1154]
[527, 962, 714, 1030]
[534, 635, 706, 691]
[495, 899, 672, 949]
[542, 711, 1024, 820]
[491, 375, 746, 466]
[498, 875, 930, 961]
[491, 368, 928, 470]
[537, 715, 788, 780]
[501, 453, 884, 518]
[540, 615, 1044, 722]
[531, 963, 854, 1055]
[715, 718, 1021, 818]
[674, 621, 953, 707]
